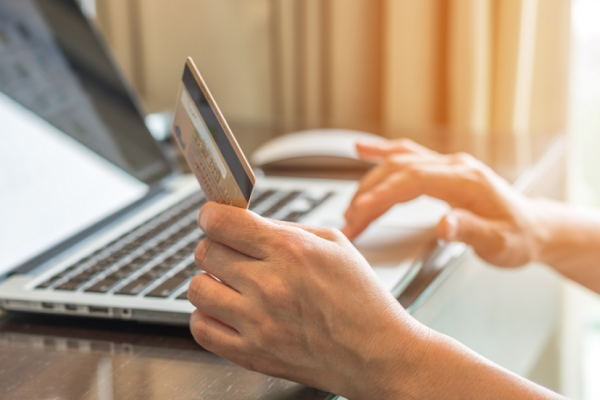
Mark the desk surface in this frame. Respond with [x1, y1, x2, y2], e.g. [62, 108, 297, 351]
[0, 312, 332, 400]
[0, 129, 564, 400]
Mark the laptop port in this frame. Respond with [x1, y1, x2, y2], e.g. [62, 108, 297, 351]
[115, 308, 132, 319]
[88, 306, 109, 314]
[65, 304, 78, 311]
[41, 302, 54, 309]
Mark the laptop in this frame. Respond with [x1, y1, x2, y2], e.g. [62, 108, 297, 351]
[0, 0, 449, 325]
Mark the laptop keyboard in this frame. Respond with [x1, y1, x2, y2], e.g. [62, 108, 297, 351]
[34, 189, 334, 300]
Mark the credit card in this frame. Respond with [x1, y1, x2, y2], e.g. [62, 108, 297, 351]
[171, 57, 255, 209]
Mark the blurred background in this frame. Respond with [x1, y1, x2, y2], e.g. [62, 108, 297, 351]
[90, 0, 570, 140]
[76, 0, 597, 398]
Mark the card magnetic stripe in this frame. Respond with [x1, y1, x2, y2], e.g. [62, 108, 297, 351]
[182, 65, 253, 201]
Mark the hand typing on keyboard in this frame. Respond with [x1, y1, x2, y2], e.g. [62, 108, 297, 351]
[342, 139, 538, 267]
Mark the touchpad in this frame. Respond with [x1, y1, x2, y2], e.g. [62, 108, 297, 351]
[320, 195, 449, 231]
[318, 195, 448, 291]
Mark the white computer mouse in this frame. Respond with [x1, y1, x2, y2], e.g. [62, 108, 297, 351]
[251, 129, 387, 170]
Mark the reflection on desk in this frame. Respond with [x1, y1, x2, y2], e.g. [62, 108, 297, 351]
[0, 312, 333, 400]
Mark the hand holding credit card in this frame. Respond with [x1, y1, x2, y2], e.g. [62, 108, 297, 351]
[171, 57, 255, 209]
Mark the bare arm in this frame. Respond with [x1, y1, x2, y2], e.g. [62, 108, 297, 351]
[532, 199, 600, 293]
[189, 202, 565, 399]
[343, 139, 600, 294]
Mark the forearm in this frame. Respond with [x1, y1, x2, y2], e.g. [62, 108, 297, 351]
[530, 198, 600, 293]
[380, 329, 565, 400]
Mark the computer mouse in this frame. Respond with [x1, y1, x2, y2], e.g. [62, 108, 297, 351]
[250, 129, 387, 170]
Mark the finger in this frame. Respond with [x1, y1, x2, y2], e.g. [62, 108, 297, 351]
[342, 171, 422, 240]
[195, 237, 256, 290]
[343, 161, 497, 240]
[198, 202, 277, 259]
[344, 164, 455, 238]
[356, 139, 439, 161]
[269, 219, 347, 244]
[347, 154, 429, 211]
[437, 209, 515, 262]
[190, 309, 244, 356]
[188, 273, 246, 331]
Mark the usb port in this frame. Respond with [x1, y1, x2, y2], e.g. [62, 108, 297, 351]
[88, 306, 109, 314]
[65, 304, 78, 311]
[41, 302, 54, 309]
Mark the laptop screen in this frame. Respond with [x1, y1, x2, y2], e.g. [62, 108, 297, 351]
[0, 0, 174, 274]
[0, 0, 172, 184]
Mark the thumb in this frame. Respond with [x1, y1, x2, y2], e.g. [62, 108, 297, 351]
[437, 209, 505, 259]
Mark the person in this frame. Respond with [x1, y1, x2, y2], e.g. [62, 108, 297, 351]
[187, 139, 600, 399]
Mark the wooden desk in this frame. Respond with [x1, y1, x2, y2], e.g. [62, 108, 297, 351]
[0, 312, 332, 400]
[0, 129, 565, 399]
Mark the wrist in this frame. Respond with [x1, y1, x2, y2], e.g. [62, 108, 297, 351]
[521, 197, 557, 265]
[339, 291, 566, 400]
[357, 324, 470, 400]
[526, 197, 581, 268]
[526, 198, 600, 285]
[347, 313, 437, 400]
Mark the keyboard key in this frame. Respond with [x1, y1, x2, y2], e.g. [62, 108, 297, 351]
[153, 264, 173, 274]
[35, 264, 80, 289]
[55, 280, 83, 291]
[102, 255, 121, 264]
[183, 239, 201, 252]
[281, 211, 307, 223]
[313, 192, 334, 207]
[161, 256, 182, 268]
[280, 192, 334, 222]
[36, 279, 57, 289]
[139, 269, 165, 280]
[112, 269, 133, 279]
[86, 263, 108, 273]
[115, 278, 153, 296]
[175, 261, 199, 277]
[68, 273, 93, 283]
[46, 272, 72, 284]
[145, 277, 187, 298]
[175, 268, 199, 279]
[127, 258, 146, 268]
[84, 279, 119, 293]
[121, 243, 140, 253]
[162, 235, 180, 245]
[117, 264, 137, 274]
[176, 290, 189, 300]
[144, 247, 161, 257]
[152, 243, 171, 253]
[136, 253, 155, 262]
[178, 244, 196, 255]
[261, 191, 302, 218]
[249, 190, 276, 210]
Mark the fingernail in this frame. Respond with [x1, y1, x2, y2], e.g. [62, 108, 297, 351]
[444, 214, 458, 240]
[198, 202, 215, 230]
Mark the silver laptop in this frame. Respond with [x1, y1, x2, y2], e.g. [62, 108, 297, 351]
[0, 0, 448, 325]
